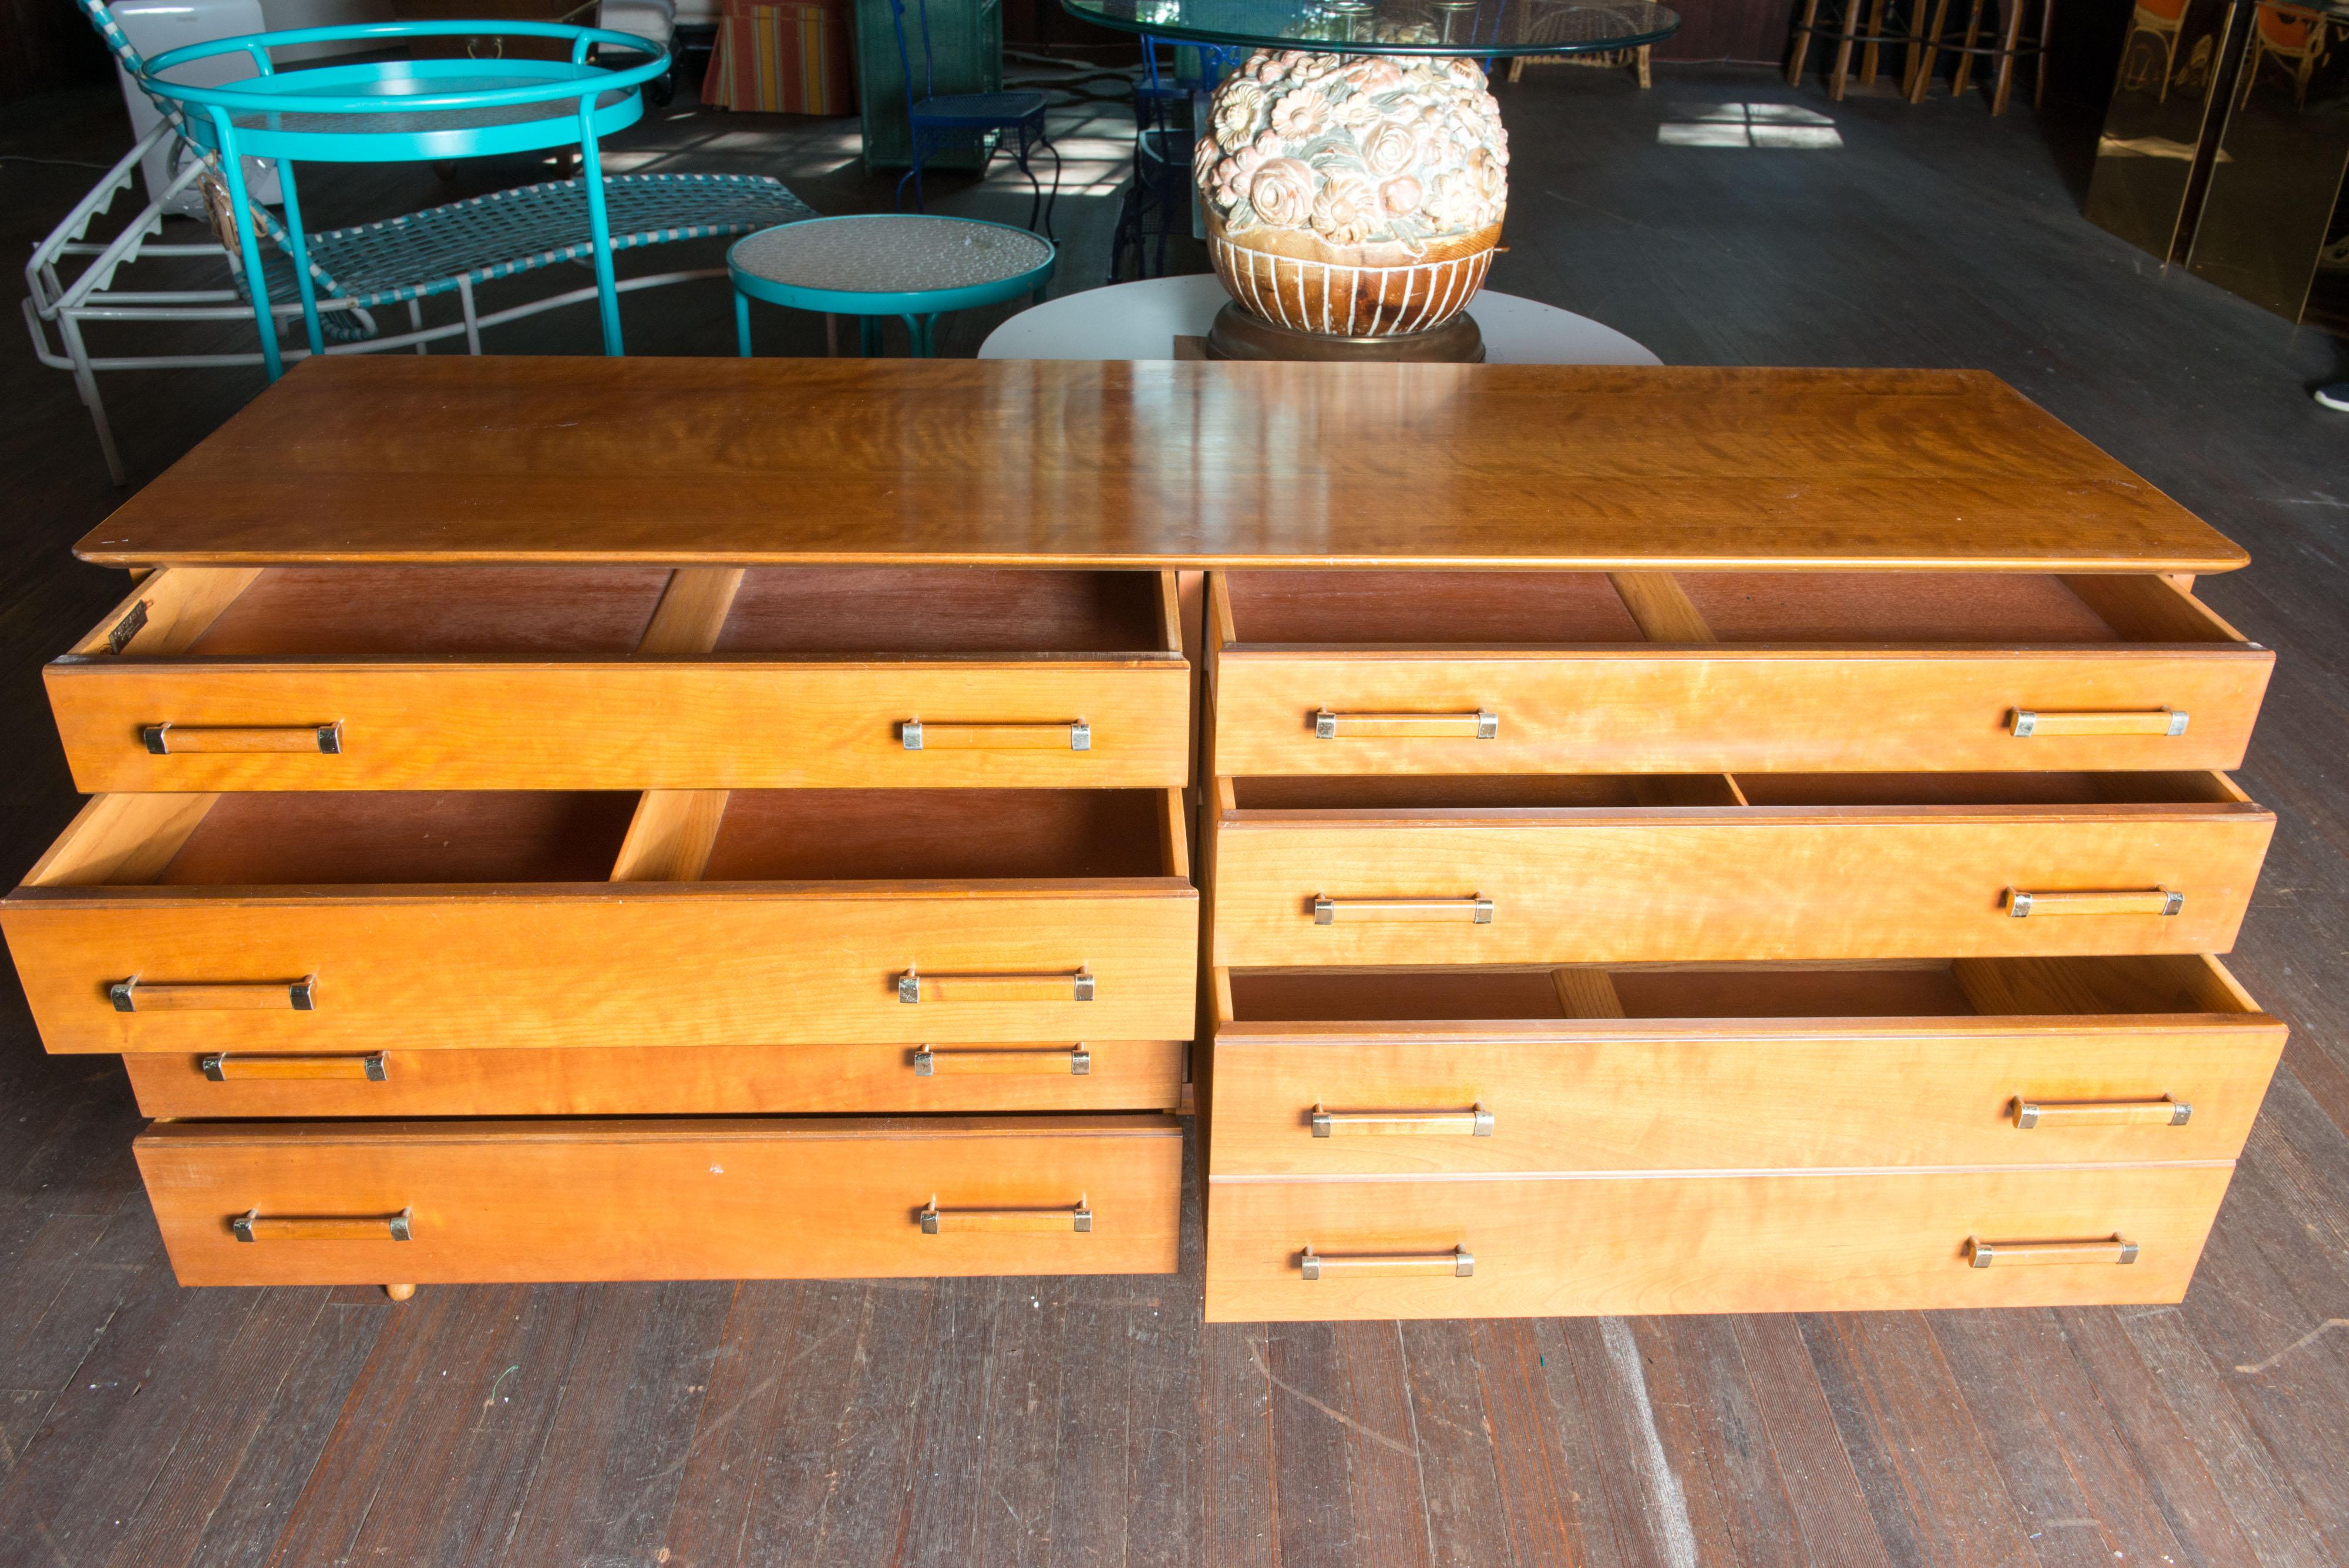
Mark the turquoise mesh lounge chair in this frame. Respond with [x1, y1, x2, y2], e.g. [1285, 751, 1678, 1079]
[25, 0, 817, 483]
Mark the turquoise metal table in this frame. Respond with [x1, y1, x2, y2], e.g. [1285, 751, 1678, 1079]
[139, 19, 669, 379]
[728, 214, 1056, 357]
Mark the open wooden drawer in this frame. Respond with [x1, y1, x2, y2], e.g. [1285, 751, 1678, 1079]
[1206, 956, 2284, 1176]
[1209, 569, 2272, 775]
[2, 787, 1196, 1054]
[49, 565, 1190, 791]
[1209, 770, 2273, 965]
[120, 1037, 1188, 1118]
[1203, 1163, 2235, 1321]
[137, 1115, 1182, 1287]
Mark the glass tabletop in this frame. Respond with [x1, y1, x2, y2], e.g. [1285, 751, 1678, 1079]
[1061, 0, 1678, 57]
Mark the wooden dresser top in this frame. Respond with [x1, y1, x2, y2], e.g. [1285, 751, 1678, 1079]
[79, 356, 2247, 572]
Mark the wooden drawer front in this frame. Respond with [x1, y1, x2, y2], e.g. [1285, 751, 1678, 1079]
[138, 1116, 1182, 1286]
[49, 662, 1191, 792]
[124, 1039, 1188, 1118]
[1209, 1021, 2281, 1177]
[5, 886, 1197, 1054]
[1213, 650, 2270, 777]
[1203, 1164, 2234, 1321]
[1211, 808, 2271, 966]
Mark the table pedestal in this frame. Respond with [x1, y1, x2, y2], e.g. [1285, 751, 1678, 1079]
[1203, 302, 1486, 362]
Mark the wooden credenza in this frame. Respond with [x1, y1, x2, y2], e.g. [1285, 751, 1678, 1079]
[0, 356, 2289, 1317]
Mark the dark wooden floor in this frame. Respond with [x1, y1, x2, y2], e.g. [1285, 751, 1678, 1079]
[4, 58, 2348, 1568]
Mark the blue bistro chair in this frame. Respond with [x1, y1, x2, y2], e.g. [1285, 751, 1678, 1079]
[885, 0, 1059, 235]
[729, 213, 1054, 356]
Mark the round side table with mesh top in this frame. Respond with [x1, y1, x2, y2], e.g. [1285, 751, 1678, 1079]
[728, 214, 1056, 358]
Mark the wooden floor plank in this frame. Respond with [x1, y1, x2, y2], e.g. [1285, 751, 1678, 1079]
[1661, 1317, 1813, 1568]
[1465, 1321, 1597, 1568]
[495, 1281, 735, 1568]
[1550, 1317, 1683, 1568]
[732, 1283, 887, 1568]
[1798, 1312, 2038, 1568]
[1621, 1317, 1755, 1567]
[1929, 1310, 2160, 1568]
[658, 1283, 809, 1568]
[978, 1277, 1071, 1568]
[1396, 1321, 1522, 1568]
[181, 1303, 390, 1568]
[1726, 1316, 1896, 1568]
[783, 1282, 941, 1567]
[1200, 1321, 1277, 1568]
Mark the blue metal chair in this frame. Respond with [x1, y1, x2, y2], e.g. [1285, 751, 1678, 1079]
[885, 0, 1059, 236]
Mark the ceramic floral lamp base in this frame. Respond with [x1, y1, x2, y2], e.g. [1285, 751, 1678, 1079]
[1196, 46, 1508, 355]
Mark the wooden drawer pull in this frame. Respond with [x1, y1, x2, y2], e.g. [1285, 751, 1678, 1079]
[142, 721, 344, 755]
[233, 1207, 412, 1243]
[1313, 896, 1492, 925]
[897, 967, 1095, 1004]
[2014, 1096, 2189, 1129]
[1315, 709, 1497, 741]
[1311, 1106, 1493, 1138]
[1300, 1246, 1475, 1280]
[202, 1051, 385, 1082]
[2009, 708, 2188, 739]
[111, 975, 318, 1012]
[1967, 1234, 2138, 1267]
[900, 719, 1091, 752]
[914, 1046, 1091, 1076]
[2006, 888, 2183, 918]
[919, 1199, 1092, 1233]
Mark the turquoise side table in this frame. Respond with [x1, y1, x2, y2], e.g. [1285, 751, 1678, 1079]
[728, 214, 1054, 358]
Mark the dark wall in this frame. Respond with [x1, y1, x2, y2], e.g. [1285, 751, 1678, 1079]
[1, 0, 114, 100]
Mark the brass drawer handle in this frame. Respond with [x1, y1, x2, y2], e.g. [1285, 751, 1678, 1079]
[233, 1207, 412, 1243]
[1300, 1246, 1475, 1280]
[1967, 1234, 2138, 1267]
[2007, 888, 2183, 918]
[2014, 1096, 2189, 1129]
[202, 1051, 385, 1082]
[1311, 1105, 1492, 1138]
[900, 719, 1091, 752]
[1313, 896, 1492, 925]
[914, 1046, 1091, 1076]
[2010, 708, 2188, 739]
[897, 967, 1095, 1004]
[142, 721, 344, 755]
[1315, 709, 1497, 741]
[111, 975, 318, 1012]
[919, 1199, 1092, 1233]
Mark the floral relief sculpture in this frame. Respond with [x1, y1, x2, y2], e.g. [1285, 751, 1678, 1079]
[1196, 48, 1507, 338]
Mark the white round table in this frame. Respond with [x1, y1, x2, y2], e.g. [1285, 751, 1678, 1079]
[977, 274, 1659, 365]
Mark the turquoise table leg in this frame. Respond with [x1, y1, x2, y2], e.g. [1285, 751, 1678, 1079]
[859, 317, 883, 356]
[210, 110, 282, 382]
[576, 104, 624, 356]
[275, 161, 326, 357]
[906, 314, 938, 356]
[734, 291, 753, 357]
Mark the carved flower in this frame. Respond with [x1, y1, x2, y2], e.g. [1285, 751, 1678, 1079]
[1247, 157, 1318, 228]
[1379, 174, 1423, 216]
[1334, 93, 1382, 128]
[1194, 132, 1222, 186]
[1270, 88, 1331, 140]
[1252, 51, 1287, 82]
[1360, 119, 1416, 178]
[1342, 58, 1406, 93]
[1213, 80, 1266, 146]
[1212, 144, 1266, 208]
[1471, 147, 1506, 201]
[1423, 168, 1485, 231]
[1310, 175, 1376, 245]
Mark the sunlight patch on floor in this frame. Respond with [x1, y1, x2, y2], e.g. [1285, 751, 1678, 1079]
[1658, 103, 1843, 149]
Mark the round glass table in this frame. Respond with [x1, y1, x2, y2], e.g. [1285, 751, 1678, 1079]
[1062, 0, 1677, 360]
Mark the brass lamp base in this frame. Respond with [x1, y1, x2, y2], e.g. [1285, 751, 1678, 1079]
[1204, 303, 1487, 364]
